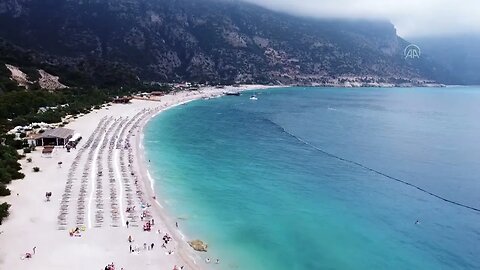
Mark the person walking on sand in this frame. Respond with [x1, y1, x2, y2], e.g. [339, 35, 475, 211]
[151, 243, 154, 250]
[33, 246, 36, 255]
[126, 220, 129, 228]
[129, 244, 132, 253]
[176, 222, 178, 228]
[128, 235, 132, 243]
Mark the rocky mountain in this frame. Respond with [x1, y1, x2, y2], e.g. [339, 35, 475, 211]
[0, 0, 454, 86]
[414, 35, 480, 85]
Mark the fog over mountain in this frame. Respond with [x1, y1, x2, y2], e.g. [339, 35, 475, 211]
[413, 35, 480, 85]
[0, 0, 476, 86]
[242, 0, 480, 37]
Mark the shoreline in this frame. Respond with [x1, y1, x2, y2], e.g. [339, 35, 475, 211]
[0, 84, 281, 270]
[135, 84, 283, 268]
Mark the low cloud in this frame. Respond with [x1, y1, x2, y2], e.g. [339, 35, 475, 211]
[242, 0, 480, 37]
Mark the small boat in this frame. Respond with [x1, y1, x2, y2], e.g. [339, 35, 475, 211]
[250, 95, 258, 100]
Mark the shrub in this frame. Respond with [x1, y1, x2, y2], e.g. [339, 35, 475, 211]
[0, 169, 12, 184]
[33, 167, 40, 172]
[22, 141, 30, 148]
[0, 184, 10, 196]
[9, 139, 24, 149]
[11, 171, 25, 180]
[23, 148, 31, 154]
[0, 202, 10, 225]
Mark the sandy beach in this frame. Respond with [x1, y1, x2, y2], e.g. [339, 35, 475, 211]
[0, 85, 276, 270]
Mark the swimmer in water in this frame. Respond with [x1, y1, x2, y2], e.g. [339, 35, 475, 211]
[205, 258, 211, 263]
[415, 220, 420, 225]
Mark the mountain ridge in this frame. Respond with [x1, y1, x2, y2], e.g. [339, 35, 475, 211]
[0, 0, 455, 86]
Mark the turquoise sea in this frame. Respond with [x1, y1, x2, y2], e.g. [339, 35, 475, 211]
[144, 87, 480, 270]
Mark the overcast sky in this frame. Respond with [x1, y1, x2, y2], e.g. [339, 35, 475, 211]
[242, 0, 480, 37]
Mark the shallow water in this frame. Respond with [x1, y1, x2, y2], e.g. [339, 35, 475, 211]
[144, 87, 480, 270]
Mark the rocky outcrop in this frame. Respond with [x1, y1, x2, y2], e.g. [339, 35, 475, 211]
[4, 64, 68, 90]
[188, 240, 208, 252]
[5, 64, 30, 88]
[38, 70, 68, 90]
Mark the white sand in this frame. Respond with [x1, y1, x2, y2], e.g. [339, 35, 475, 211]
[0, 85, 279, 270]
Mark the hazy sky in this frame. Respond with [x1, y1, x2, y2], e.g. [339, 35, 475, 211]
[242, 0, 480, 37]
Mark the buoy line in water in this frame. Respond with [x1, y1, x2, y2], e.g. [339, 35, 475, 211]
[266, 118, 480, 213]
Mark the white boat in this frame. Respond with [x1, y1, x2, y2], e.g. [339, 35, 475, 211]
[250, 95, 258, 100]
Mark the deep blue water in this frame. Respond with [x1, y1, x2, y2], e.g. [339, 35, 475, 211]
[144, 87, 480, 270]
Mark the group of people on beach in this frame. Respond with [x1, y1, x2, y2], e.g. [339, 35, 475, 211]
[104, 262, 124, 270]
[162, 233, 172, 245]
[129, 242, 156, 253]
[205, 258, 220, 264]
[21, 247, 36, 260]
[143, 220, 152, 231]
[69, 226, 83, 237]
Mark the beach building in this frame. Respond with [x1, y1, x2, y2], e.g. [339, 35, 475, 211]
[150, 91, 166, 96]
[34, 127, 75, 147]
[26, 134, 37, 147]
[113, 96, 132, 103]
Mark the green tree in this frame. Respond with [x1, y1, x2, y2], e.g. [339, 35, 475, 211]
[0, 202, 10, 224]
